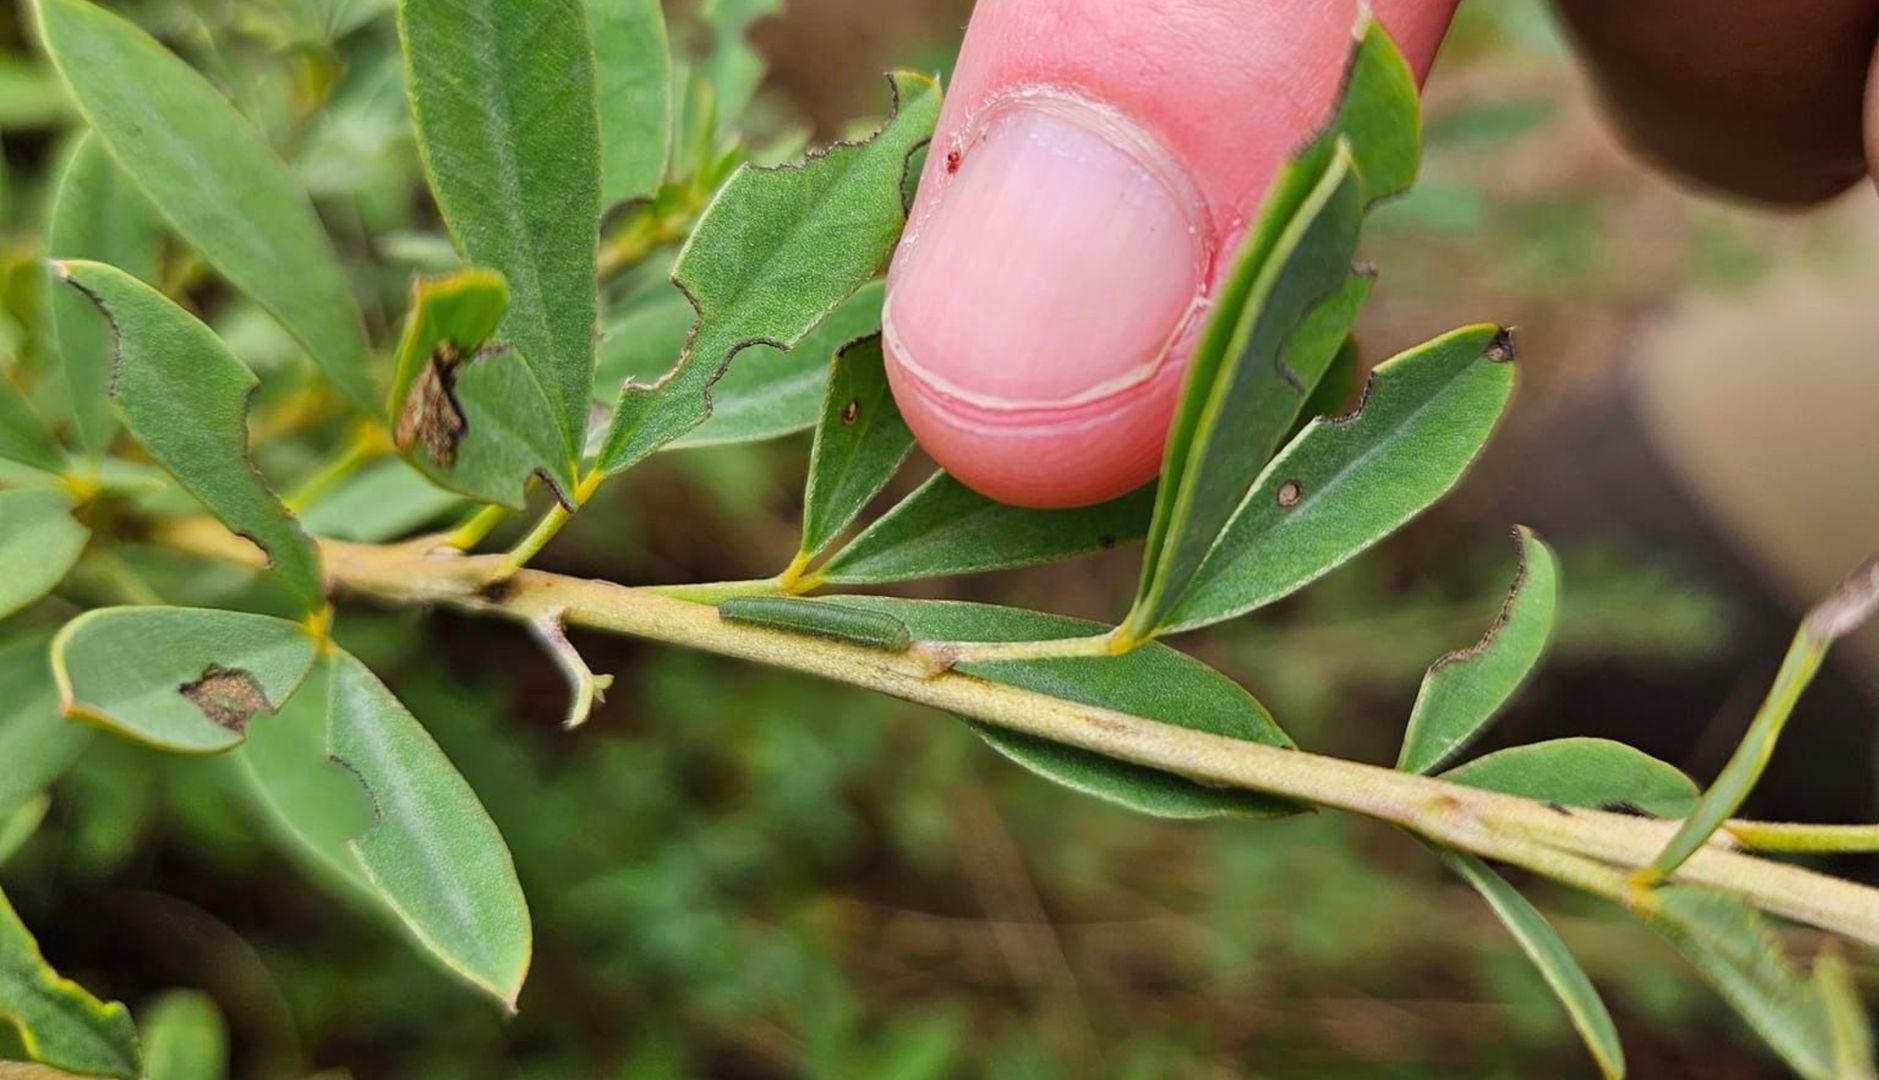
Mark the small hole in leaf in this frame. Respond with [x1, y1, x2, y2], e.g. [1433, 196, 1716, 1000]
[1277, 480, 1303, 508]
[841, 400, 860, 425]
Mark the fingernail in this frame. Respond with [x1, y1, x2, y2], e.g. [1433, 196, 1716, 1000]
[885, 90, 1209, 411]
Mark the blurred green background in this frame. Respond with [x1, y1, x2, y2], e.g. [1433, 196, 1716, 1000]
[1, 0, 1876, 1076]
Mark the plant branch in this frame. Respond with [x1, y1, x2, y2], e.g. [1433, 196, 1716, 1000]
[151, 517, 1879, 949]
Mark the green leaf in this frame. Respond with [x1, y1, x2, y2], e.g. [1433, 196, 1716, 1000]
[387, 269, 566, 508]
[234, 656, 377, 898]
[587, 0, 671, 205]
[0, 367, 63, 475]
[33, 0, 372, 404]
[719, 596, 911, 651]
[1326, 12, 1421, 204]
[323, 650, 532, 1007]
[596, 72, 940, 475]
[595, 279, 886, 453]
[831, 597, 1298, 819]
[1433, 848, 1624, 1080]
[0, 794, 48, 866]
[46, 132, 163, 458]
[1815, 951, 1877, 1079]
[1648, 888, 1837, 1080]
[299, 459, 462, 543]
[0, 634, 88, 824]
[1127, 144, 1365, 638]
[138, 991, 226, 1080]
[1442, 738, 1700, 819]
[0, 885, 140, 1080]
[797, 332, 912, 560]
[1161, 324, 1517, 635]
[815, 471, 1152, 586]
[1397, 527, 1560, 773]
[0, 489, 88, 620]
[54, 261, 325, 613]
[52, 607, 320, 754]
[400, 0, 600, 481]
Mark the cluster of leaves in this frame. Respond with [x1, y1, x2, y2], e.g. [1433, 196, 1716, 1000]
[0, 1, 1869, 1077]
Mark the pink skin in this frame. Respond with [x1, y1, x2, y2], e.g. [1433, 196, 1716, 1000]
[882, 0, 1461, 508]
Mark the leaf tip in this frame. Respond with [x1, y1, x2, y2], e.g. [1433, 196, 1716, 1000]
[1804, 549, 1879, 644]
[1487, 326, 1517, 364]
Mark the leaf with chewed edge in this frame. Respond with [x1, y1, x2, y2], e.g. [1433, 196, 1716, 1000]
[54, 260, 325, 613]
[1397, 527, 1559, 773]
[0, 885, 140, 1079]
[34, 0, 372, 404]
[52, 607, 319, 754]
[46, 132, 163, 458]
[324, 650, 532, 1007]
[831, 597, 1298, 819]
[596, 71, 939, 475]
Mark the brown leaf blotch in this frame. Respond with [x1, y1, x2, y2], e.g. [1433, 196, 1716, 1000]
[395, 341, 467, 466]
[179, 664, 273, 733]
[1277, 479, 1304, 508]
[840, 399, 860, 425]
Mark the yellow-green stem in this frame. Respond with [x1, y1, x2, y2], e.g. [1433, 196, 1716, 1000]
[446, 503, 513, 553]
[145, 516, 1879, 949]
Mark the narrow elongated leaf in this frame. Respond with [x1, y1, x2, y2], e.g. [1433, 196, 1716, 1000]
[1442, 738, 1700, 819]
[798, 332, 911, 559]
[1646, 555, 1876, 879]
[0, 368, 62, 474]
[325, 650, 531, 1007]
[832, 597, 1297, 818]
[387, 269, 565, 508]
[33, 0, 371, 404]
[1128, 144, 1364, 637]
[594, 279, 885, 452]
[0, 635, 88, 824]
[816, 472, 1154, 586]
[0, 489, 87, 620]
[596, 72, 939, 474]
[46, 133, 162, 457]
[1163, 324, 1516, 634]
[400, 0, 599, 481]
[138, 991, 226, 1080]
[52, 607, 320, 754]
[0, 886, 140, 1079]
[719, 596, 911, 651]
[1434, 848, 1624, 1080]
[587, 0, 671, 205]
[55, 261, 324, 613]
[1397, 527, 1560, 773]
[1649, 888, 1837, 1080]
[1327, 13, 1421, 204]
[1814, 952, 1877, 1079]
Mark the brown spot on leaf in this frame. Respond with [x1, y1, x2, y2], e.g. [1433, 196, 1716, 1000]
[1486, 327, 1517, 363]
[945, 149, 961, 174]
[1601, 800, 1654, 819]
[394, 341, 467, 466]
[841, 399, 860, 425]
[1277, 480, 1304, 508]
[1098, 534, 1117, 550]
[179, 664, 273, 733]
